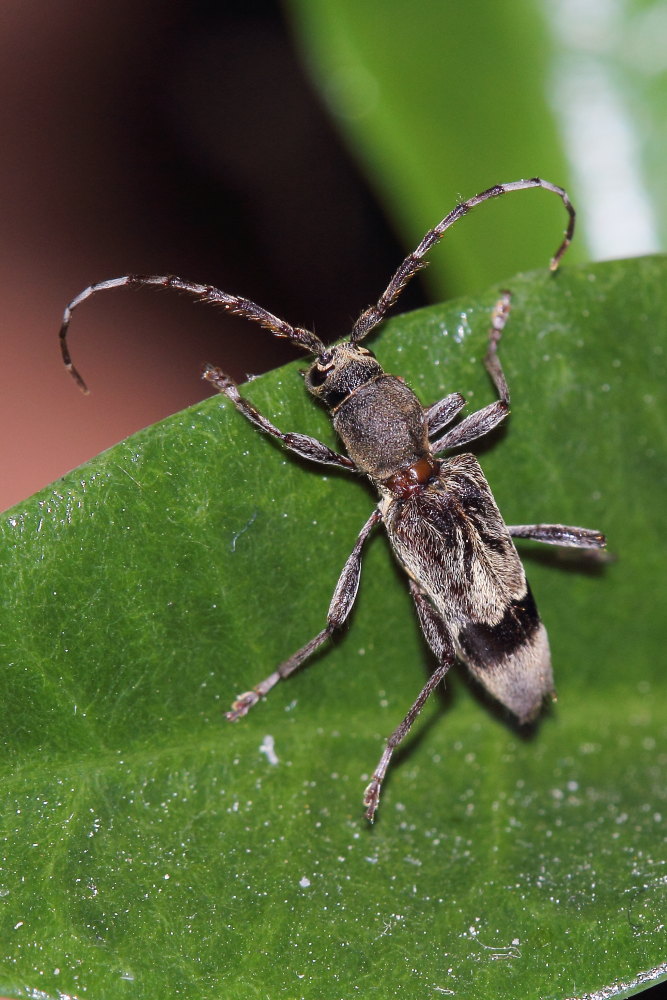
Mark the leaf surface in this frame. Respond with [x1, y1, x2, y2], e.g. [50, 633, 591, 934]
[1, 258, 666, 999]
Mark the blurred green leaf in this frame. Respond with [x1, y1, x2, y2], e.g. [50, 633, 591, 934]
[286, 0, 667, 292]
[1, 257, 666, 998]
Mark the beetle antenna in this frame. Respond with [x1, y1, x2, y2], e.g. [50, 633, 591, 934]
[351, 177, 575, 342]
[59, 274, 327, 393]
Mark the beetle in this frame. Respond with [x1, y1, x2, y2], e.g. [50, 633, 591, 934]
[60, 177, 606, 820]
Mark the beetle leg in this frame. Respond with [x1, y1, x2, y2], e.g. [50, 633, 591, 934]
[431, 292, 512, 453]
[508, 524, 606, 548]
[431, 399, 509, 453]
[425, 392, 466, 436]
[227, 509, 380, 720]
[204, 365, 355, 470]
[363, 581, 455, 822]
[483, 290, 512, 405]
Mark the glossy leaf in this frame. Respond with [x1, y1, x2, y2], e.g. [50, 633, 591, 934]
[286, 0, 667, 293]
[1, 258, 666, 999]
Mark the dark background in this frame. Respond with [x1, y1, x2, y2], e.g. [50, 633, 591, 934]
[2, 0, 427, 511]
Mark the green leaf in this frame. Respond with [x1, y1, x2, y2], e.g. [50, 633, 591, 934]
[2, 257, 666, 999]
[286, 0, 573, 296]
[285, 0, 667, 291]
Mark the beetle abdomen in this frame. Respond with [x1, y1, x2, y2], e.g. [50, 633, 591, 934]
[382, 452, 554, 722]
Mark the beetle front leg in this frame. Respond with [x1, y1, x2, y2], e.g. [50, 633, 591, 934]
[204, 365, 355, 471]
[431, 399, 509, 453]
[431, 292, 512, 453]
[425, 392, 466, 436]
[364, 581, 455, 822]
[483, 290, 512, 405]
[227, 509, 381, 720]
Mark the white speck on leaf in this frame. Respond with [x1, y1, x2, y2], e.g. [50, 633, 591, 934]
[260, 734, 279, 766]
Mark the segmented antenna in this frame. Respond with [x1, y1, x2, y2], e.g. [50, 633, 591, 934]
[59, 274, 327, 393]
[351, 178, 575, 342]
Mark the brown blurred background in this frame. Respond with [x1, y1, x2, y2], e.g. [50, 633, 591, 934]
[1, 0, 427, 511]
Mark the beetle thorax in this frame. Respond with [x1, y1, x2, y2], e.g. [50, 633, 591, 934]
[305, 343, 430, 482]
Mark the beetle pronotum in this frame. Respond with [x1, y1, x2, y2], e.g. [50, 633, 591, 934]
[60, 178, 606, 820]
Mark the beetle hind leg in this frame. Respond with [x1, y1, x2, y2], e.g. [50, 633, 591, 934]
[363, 582, 455, 821]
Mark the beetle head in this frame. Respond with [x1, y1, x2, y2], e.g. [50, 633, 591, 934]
[304, 343, 383, 409]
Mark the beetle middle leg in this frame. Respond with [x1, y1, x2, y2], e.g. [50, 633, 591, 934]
[227, 509, 381, 720]
[508, 524, 606, 548]
[364, 580, 455, 822]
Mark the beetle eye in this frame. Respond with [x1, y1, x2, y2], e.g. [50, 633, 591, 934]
[309, 363, 333, 387]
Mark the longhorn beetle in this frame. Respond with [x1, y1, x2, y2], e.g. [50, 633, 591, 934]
[60, 178, 606, 821]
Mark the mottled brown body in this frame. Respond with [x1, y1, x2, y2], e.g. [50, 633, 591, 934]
[332, 374, 427, 481]
[308, 342, 552, 725]
[381, 453, 552, 724]
[59, 177, 606, 820]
